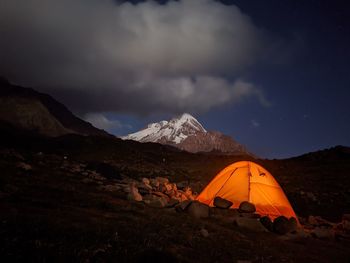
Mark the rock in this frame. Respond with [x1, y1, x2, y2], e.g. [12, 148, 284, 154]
[142, 178, 150, 185]
[187, 201, 209, 219]
[99, 184, 120, 192]
[260, 216, 273, 232]
[308, 215, 334, 227]
[127, 183, 142, 202]
[164, 183, 173, 192]
[239, 213, 261, 219]
[176, 181, 188, 190]
[81, 178, 94, 184]
[306, 192, 317, 201]
[153, 191, 169, 201]
[312, 227, 335, 239]
[149, 197, 168, 208]
[175, 200, 192, 212]
[150, 179, 160, 189]
[213, 197, 233, 209]
[308, 215, 318, 226]
[89, 172, 105, 181]
[184, 187, 194, 200]
[234, 217, 267, 232]
[166, 198, 180, 208]
[156, 177, 169, 184]
[16, 162, 32, 171]
[138, 187, 151, 195]
[200, 228, 209, 237]
[289, 217, 298, 232]
[342, 214, 350, 222]
[273, 216, 294, 235]
[238, 201, 256, 213]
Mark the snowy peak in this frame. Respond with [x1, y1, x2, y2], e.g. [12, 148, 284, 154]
[122, 113, 206, 144]
[122, 113, 249, 155]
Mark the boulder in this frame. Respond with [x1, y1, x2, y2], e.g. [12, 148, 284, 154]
[150, 179, 160, 189]
[184, 187, 194, 200]
[156, 177, 169, 184]
[213, 197, 233, 209]
[166, 198, 180, 208]
[143, 195, 167, 208]
[127, 183, 143, 202]
[312, 227, 335, 239]
[260, 216, 273, 232]
[273, 216, 294, 235]
[238, 201, 256, 213]
[239, 213, 261, 219]
[234, 217, 267, 232]
[200, 228, 209, 237]
[288, 217, 298, 232]
[16, 162, 32, 171]
[342, 214, 350, 222]
[99, 184, 120, 192]
[142, 178, 150, 185]
[187, 201, 209, 219]
[175, 200, 192, 212]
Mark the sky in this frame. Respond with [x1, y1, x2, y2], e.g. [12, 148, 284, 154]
[0, 0, 349, 158]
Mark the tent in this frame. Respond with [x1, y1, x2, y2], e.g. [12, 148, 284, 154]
[196, 161, 297, 220]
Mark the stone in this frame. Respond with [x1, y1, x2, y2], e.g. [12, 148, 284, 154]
[138, 187, 151, 195]
[148, 197, 168, 208]
[82, 178, 94, 184]
[306, 192, 317, 201]
[153, 191, 169, 200]
[164, 183, 173, 192]
[239, 213, 261, 219]
[100, 184, 120, 192]
[176, 181, 188, 190]
[260, 216, 273, 232]
[184, 187, 194, 200]
[238, 201, 256, 213]
[213, 197, 233, 209]
[312, 227, 335, 239]
[289, 217, 298, 232]
[156, 177, 169, 184]
[16, 162, 32, 171]
[142, 178, 150, 185]
[127, 183, 142, 202]
[234, 217, 268, 232]
[200, 228, 209, 237]
[166, 198, 180, 208]
[273, 216, 294, 235]
[187, 201, 209, 219]
[308, 215, 318, 226]
[342, 214, 350, 222]
[175, 200, 192, 212]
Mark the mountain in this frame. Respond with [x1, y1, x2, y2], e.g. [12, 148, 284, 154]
[122, 113, 248, 154]
[0, 77, 109, 137]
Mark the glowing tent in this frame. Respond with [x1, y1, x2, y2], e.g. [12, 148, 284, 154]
[196, 161, 297, 220]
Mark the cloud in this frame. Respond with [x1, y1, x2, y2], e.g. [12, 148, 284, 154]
[0, 0, 269, 115]
[251, 119, 260, 128]
[84, 113, 131, 132]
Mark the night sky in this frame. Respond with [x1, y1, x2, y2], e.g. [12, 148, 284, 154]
[0, 0, 349, 158]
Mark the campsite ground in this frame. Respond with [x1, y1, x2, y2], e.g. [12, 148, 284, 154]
[0, 133, 350, 262]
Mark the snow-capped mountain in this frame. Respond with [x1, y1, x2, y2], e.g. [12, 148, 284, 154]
[122, 113, 249, 154]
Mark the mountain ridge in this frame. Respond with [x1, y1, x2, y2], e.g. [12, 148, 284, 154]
[123, 113, 249, 154]
[0, 77, 110, 137]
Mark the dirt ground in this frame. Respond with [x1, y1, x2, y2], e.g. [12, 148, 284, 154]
[1, 142, 350, 262]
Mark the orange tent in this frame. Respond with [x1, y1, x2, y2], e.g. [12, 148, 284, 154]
[196, 161, 297, 220]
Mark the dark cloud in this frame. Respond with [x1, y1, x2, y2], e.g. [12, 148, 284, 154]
[0, 0, 270, 115]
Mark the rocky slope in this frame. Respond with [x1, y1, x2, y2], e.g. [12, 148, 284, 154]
[123, 113, 248, 154]
[0, 77, 109, 137]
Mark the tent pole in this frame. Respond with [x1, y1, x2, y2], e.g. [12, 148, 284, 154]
[248, 162, 251, 202]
